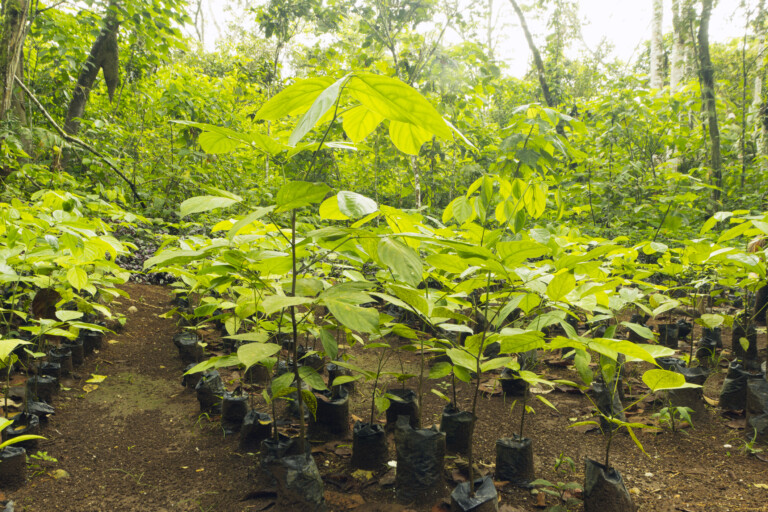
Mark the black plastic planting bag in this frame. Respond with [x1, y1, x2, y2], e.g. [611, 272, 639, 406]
[61, 339, 84, 366]
[80, 330, 103, 355]
[351, 421, 388, 470]
[195, 370, 225, 413]
[310, 388, 349, 438]
[0, 447, 26, 488]
[495, 435, 534, 486]
[221, 390, 249, 435]
[500, 368, 529, 397]
[386, 388, 420, 430]
[326, 363, 354, 394]
[25, 375, 58, 403]
[48, 347, 73, 375]
[440, 403, 474, 454]
[668, 367, 707, 418]
[732, 322, 759, 369]
[27, 401, 54, 424]
[720, 360, 763, 411]
[239, 411, 272, 452]
[174, 331, 204, 364]
[260, 434, 310, 480]
[394, 415, 446, 505]
[450, 476, 499, 512]
[181, 363, 203, 390]
[2, 413, 40, 451]
[746, 379, 768, 443]
[657, 323, 679, 348]
[38, 362, 61, 379]
[592, 379, 625, 432]
[267, 454, 327, 512]
[583, 458, 635, 512]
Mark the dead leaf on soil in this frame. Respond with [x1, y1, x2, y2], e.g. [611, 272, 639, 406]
[86, 374, 107, 383]
[430, 502, 450, 512]
[351, 469, 374, 481]
[726, 418, 746, 429]
[571, 423, 599, 434]
[324, 491, 365, 509]
[82, 384, 98, 393]
[335, 446, 352, 456]
[379, 469, 396, 487]
[351, 414, 363, 422]
[535, 491, 547, 507]
[0, 397, 21, 409]
[704, 396, 719, 406]
[753, 483, 768, 489]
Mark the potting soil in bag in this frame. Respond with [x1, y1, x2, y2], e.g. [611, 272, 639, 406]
[583, 458, 635, 512]
[195, 370, 225, 413]
[440, 402, 474, 453]
[385, 388, 420, 430]
[450, 476, 499, 512]
[495, 435, 534, 486]
[239, 411, 272, 452]
[0, 446, 26, 488]
[351, 421, 388, 470]
[221, 390, 249, 435]
[267, 453, 327, 512]
[394, 415, 446, 505]
[720, 360, 763, 411]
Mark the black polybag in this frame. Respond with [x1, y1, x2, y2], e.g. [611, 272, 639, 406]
[495, 435, 534, 486]
[720, 360, 763, 411]
[440, 402, 474, 453]
[221, 390, 249, 435]
[450, 476, 499, 512]
[351, 421, 388, 470]
[386, 388, 420, 430]
[267, 453, 327, 512]
[195, 370, 225, 413]
[395, 415, 446, 505]
[583, 458, 635, 512]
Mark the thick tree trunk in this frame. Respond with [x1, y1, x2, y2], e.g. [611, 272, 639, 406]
[697, 0, 723, 202]
[651, 0, 664, 88]
[64, 5, 120, 135]
[508, 0, 556, 108]
[0, 0, 28, 121]
[670, 0, 685, 89]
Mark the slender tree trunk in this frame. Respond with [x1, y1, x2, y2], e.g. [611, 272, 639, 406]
[411, 155, 421, 209]
[754, 0, 768, 173]
[487, 0, 494, 60]
[0, 0, 28, 121]
[64, 4, 120, 135]
[697, 0, 723, 202]
[508, 0, 556, 108]
[670, 0, 685, 89]
[651, 0, 664, 89]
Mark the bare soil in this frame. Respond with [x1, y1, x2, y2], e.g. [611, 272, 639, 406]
[5, 284, 768, 511]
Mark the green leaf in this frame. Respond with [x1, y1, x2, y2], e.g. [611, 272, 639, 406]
[337, 191, 378, 218]
[426, 253, 469, 274]
[319, 195, 349, 220]
[621, 322, 654, 340]
[298, 366, 328, 391]
[378, 238, 423, 287]
[262, 295, 314, 317]
[429, 361, 453, 379]
[547, 271, 575, 302]
[374, 394, 390, 414]
[718, 220, 752, 243]
[320, 329, 338, 361]
[389, 120, 433, 155]
[446, 347, 477, 372]
[325, 301, 380, 334]
[67, 267, 88, 291]
[275, 181, 331, 212]
[255, 77, 336, 120]
[237, 342, 281, 371]
[224, 332, 269, 343]
[180, 195, 240, 218]
[497, 332, 545, 353]
[227, 206, 275, 240]
[301, 389, 318, 420]
[343, 105, 384, 143]
[642, 368, 688, 392]
[56, 310, 83, 322]
[346, 73, 451, 139]
[289, 76, 348, 146]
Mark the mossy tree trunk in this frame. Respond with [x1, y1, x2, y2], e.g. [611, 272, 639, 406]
[0, 0, 28, 121]
[697, 0, 723, 203]
[64, 2, 120, 135]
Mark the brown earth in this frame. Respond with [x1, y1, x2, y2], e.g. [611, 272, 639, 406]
[4, 283, 768, 511]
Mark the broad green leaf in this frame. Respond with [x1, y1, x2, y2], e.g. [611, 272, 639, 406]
[547, 271, 575, 302]
[698, 313, 724, 329]
[319, 196, 349, 220]
[387, 284, 429, 317]
[301, 389, 318, 420]
[378, 238, 423, 287]
[180, 196, 240, 218]
[446, 347, 477, 372]
[325, 301, 380, 334]
[429, 361, 453, 379]
[254, 77, 335, 120]
[289, 76, 348, 146]
[298, 366, 328, 391]
[0, 339, 28, 360]
[343, 105, 384, 143]
[56, 310, 83, 322]
[337, 191, 378, 218]
[374, 394, 390, 414]
[320, 329, 338, 361]
[346, 73, 451, 139]
[198, 130, 244, 154]
[262, 295, 314, 317]
[237, 342, 281, 371]
[718, 220, 752, 243]
[620, 322, 654, 340]
[498, 332, 545, 353]
[227, 206, 275, 240]
[224, 332, 269, 343]
[426, 253, 469, 274]
[642, 368, 689, 392]
[389, 120, 433, 155]
[275, 181, 331, 212]
[67, 267, 88, 291]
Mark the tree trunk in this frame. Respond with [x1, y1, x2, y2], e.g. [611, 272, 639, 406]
[508, 0, 557, 108]
[670, 0, 685, 89]
[697, 0, 723, 202]
[487, 0, 494, 60]
[754, 0, 767, 173]
[651, 0, 664, 89]
[64, 4, 120, 135]
[0, 0, 28, 121]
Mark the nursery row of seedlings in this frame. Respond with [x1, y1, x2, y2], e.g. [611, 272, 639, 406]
[165, 290, 768, 512]
[0, 311, 108, 494]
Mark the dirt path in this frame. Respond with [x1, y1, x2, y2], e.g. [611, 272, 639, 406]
[7, 284, 254, 512]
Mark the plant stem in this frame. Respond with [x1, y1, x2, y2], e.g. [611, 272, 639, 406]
[289, 210, 306, 456]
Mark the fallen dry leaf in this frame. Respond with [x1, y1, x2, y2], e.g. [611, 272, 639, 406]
[82, 384, 98, 393]
[726, 418, 746, 430]
[324, 491, 365, 510]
